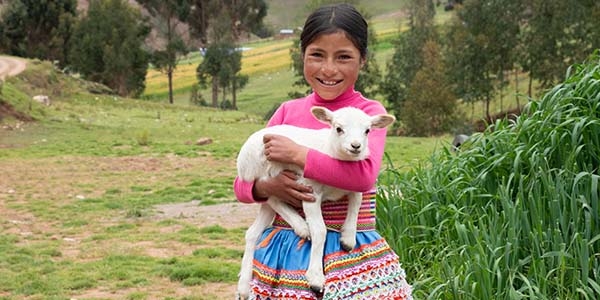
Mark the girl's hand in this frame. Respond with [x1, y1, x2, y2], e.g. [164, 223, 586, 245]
[253, 170, 315, 208]
[263, 134, 309, 168]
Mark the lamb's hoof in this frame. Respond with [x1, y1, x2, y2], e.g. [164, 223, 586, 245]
[340, 236, 356, 251]
[310, 284, 325, 295]
[235, 278, 252, 300]
[236, 285, 250, 300]
[341, 241, 355, 252]
[306, 269, 325, 295]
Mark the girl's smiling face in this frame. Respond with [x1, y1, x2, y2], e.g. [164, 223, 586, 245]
[303, 31, 364, 101]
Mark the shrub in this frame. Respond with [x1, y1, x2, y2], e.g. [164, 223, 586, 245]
[135, 130, 150, 146]
[189, 84, 207, 106]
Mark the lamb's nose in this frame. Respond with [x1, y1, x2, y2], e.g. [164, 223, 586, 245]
[351, 142, 361, 150]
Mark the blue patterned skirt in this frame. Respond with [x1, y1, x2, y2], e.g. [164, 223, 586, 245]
[248, 225, 413, 299]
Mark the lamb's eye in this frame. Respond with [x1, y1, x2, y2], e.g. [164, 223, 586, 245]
[365, 128, 370, 135]
[336, 127, 344, 134]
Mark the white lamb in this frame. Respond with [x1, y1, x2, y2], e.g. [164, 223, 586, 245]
[236, 106, 395, 299]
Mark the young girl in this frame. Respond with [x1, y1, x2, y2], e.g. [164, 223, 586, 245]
[234, 3, 413, 299]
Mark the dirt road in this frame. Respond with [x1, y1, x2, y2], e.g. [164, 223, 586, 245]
[0, 55, 27, 80]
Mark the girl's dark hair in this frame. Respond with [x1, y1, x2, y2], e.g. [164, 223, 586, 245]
[300, 3, 368, 59]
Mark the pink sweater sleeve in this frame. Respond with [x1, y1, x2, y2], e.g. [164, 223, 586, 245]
[303, 126, 388, 192]
[233, 176, 257, 203]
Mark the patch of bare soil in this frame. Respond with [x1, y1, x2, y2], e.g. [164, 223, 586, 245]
[0, 100, 34, 122]
[154, 200, 258, 229]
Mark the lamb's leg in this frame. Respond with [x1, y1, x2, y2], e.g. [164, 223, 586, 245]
[237, 204, 275, 300]
[267, 198, 310, 239]
[340, 192, 362, 251]
[303, 196, 327, 293]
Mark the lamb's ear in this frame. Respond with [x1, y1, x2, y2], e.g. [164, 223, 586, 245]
[371, 114, 396, 129]
[311, 106, 334, 125]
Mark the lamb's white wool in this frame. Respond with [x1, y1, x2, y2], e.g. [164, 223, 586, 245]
[236, 106, 395, 299]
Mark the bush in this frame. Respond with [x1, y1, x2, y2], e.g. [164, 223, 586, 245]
[135, 130, 150, 146]
[377, 52, 600, 299]
[189, 84, 207, 106]
[219, 99, 233, 110]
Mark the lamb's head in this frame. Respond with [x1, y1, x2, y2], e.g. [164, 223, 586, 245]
[311, 106, 396, 161]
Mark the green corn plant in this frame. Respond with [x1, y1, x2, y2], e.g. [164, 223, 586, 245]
[378, 50, 600, 299]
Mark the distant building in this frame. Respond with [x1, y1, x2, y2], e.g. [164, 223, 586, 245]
[276, 29, 296, 39]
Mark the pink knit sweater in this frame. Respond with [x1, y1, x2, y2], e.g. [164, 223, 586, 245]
[233, 87, 389, 203]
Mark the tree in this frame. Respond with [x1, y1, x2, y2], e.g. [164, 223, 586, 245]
[186, 0, 212, 45]
[288, 36, 308, 99]
[354, 25, 382, 99]
[0, 0, 77, 66]
[442, 0, 599, 121]
[193, 0, 267, 109]
[222, 0, 269, 40]
[519, 0, 600, 95]
[217, 47, 248, 109]
[444, 0, 500, 120]
[196, 43, 227, 107]
[380, 0, 436, 118]
[149, 38, 188, 104]
[484, 0, 523, 111]
[187, 0, 268, 44]
[402, 41, 457, 136]
[68, 0, 150, 97]
[196, 40, 247, 109]
[231, 74, 249, 109]
[138, 0, 191, 104]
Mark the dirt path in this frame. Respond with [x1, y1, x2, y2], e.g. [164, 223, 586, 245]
[154, 200, 258, 228]
[0, 55, 27, 80]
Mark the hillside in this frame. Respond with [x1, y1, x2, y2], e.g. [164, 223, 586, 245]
[71, 0, 406, 49]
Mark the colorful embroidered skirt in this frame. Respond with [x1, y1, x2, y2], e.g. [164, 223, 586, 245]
[247, 193, 413, 299]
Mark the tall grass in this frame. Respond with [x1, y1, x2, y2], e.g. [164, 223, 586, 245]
[378, 52, 600, 299]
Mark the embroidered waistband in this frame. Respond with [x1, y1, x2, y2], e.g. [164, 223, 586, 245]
[272, 190, 377, 232]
